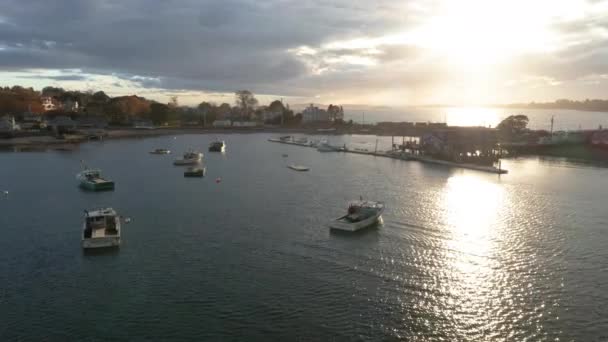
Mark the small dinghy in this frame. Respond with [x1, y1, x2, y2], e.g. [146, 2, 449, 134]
[287, 164, 310, 171]
[150, 148, 171, 154]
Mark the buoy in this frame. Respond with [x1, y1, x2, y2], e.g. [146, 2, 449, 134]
[215, 177, 221, 183]
[2, 190, 8, 195]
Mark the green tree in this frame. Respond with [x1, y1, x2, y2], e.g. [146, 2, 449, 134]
[327, 104, 344, 121]
[496, 114, 529, 141]
[268, 100, 285, 113]
[149, 103, 169, 125]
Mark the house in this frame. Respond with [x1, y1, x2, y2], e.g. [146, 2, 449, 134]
[419, 127, 499, 165]
[262, 109, 282, 122]
[48, 116, 76, 134]
[41, 96, 59, 111]
[76, 116, 108, 129]
[63, 99, 79, 112]
[302, 104, 330, 123]
[20, 113, 47, 130]
[0, 115, 21, 132]
[132, 119, 155, 129]
[232, 121, 258, 128]
[590, 130, 608, 148]
[212, 120, 232, 128]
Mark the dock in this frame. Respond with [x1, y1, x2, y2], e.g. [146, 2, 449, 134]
[268, 138, 508, 174]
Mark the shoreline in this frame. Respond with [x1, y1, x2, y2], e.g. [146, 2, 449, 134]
[0, 127, 334, 149]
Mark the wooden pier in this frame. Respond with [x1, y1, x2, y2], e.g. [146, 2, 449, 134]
[268, 138, 508, 174]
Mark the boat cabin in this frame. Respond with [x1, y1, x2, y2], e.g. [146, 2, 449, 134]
[83, 209, 119, 238]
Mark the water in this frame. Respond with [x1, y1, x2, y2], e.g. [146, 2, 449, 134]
[1, 134, 607, 341]
[344, 106, 608, 131]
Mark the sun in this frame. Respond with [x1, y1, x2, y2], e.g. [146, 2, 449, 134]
[411, 0, 563, 66]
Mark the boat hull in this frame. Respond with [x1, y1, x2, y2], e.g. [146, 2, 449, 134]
[184, 168, 206, 177]
[208, 145, 225, 152]
[82, 236, 120, 249]
[80, 180, 115, 191]
[173, 159, 201, 165]
[287, 165, 310, 171]
[329, 211, 383, 232]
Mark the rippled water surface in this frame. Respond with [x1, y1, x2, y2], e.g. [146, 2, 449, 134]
[1, 134, 607, 341]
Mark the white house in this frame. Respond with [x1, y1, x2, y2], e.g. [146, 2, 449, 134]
[232, 121, 258, 128]
[41, 96, 57, 111]
[262, 109, 282, 122]
[212, 120, 232, 128]
[302, 104, 330, 123]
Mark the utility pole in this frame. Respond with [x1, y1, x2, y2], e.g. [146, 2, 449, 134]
[550, 115, 554, 135]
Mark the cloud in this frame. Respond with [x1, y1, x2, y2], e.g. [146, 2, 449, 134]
[17, 73, 90, 81]
[1, 0, 608, 105]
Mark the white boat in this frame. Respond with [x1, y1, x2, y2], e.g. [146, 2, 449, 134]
[150, 148, 171, 154]
[174, 150, 203, 165]
[287, 164, 310, 171]
[76, 168, 115, 191]
[330, 200, 384, 232]
[82, 208, 121, 249]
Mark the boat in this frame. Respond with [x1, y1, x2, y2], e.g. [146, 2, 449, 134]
[82, 208, 121, 249]
[173, 150, 203, 165]
[77, 168, 115, 191]
[184, 166, 206, 177]
[209, 140, 226, 152]
[150, 148, 171, 154]
[329, 200, 384, 232]
[317, 142, 335, 152]
[282, 154, 288, 157]
[287, 164, 310, 171]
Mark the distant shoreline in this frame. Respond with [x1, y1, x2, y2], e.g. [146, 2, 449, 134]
[0, 127, 334, 149]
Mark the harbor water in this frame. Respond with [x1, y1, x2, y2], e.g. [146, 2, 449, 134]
[1, 133, 607, 340]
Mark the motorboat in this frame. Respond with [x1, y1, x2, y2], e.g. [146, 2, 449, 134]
[77, 168, 115, 191]
[330, 200, 384, 232]
[209, 140, 226, 152]
[174, 150, 203, 165]
[82, 208, 121, 249]
[287, 164, 310, 171]
[150, 148, 171, 154]
[184, 166, 206, 177]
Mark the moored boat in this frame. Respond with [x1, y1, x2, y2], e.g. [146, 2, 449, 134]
[77, 168, 115, 191]
[174, 150, 203, 165]
[330, 200, 384, 232]
[184, 166, 206, 177]
[82, 208, 121, 249]
[287, 164, 310, 171]
[150, 148, 171, 154]
[209, 140, 226, 152]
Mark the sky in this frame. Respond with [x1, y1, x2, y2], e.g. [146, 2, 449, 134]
[1, 0, 608, 106]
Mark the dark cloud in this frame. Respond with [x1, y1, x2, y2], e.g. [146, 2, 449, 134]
[0, 0, 410, 94]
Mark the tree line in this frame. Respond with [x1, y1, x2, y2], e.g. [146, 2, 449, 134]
[504, 99, 608, 112]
